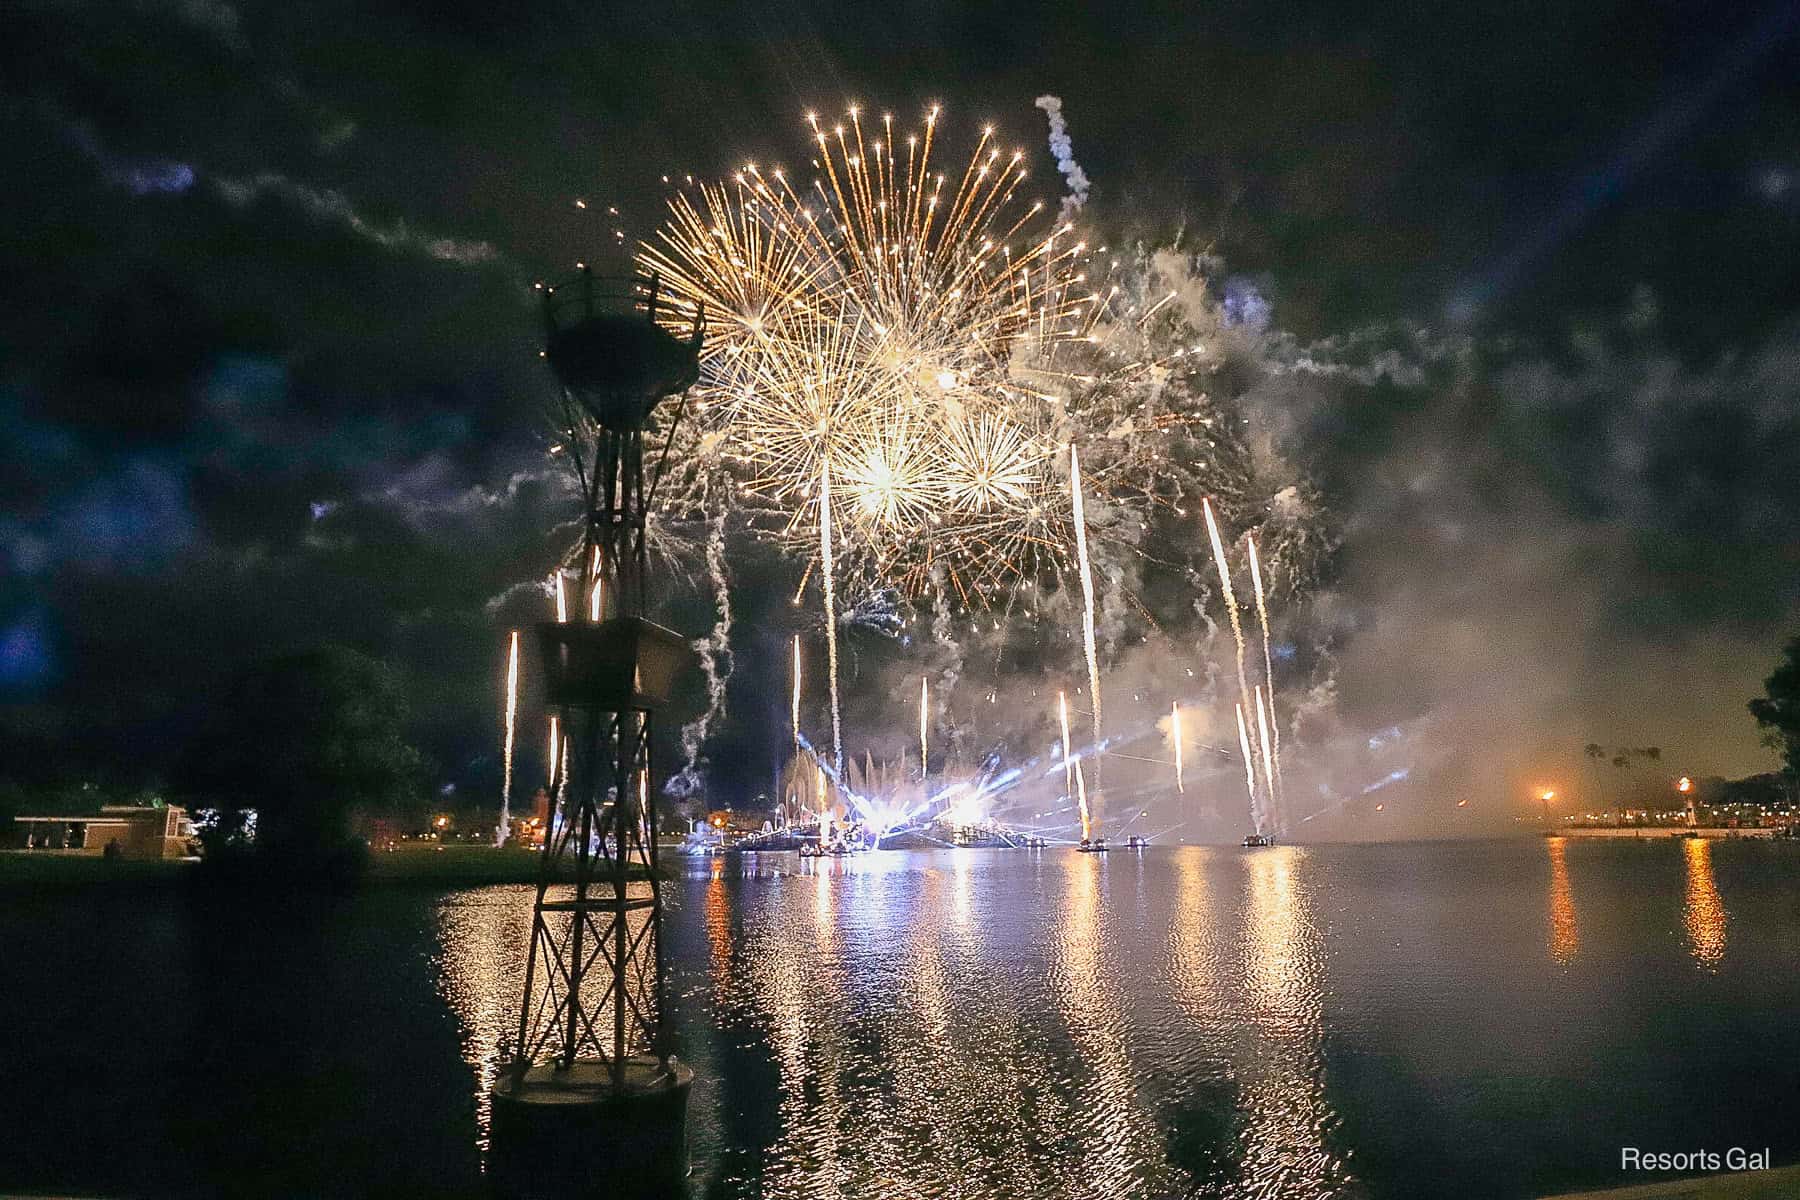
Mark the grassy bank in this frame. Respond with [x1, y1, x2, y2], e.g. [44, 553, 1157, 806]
[364, 844, 548, 886]
[0, 843, 667, 891]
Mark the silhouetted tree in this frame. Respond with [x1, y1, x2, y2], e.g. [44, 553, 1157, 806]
[174, 645, 423, 864]
[1750, 634, 1800, 777]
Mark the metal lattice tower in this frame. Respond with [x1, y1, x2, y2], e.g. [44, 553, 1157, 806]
[491, 269, 703, 1199]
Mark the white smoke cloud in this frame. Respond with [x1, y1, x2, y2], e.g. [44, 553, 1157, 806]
[1034, 94, 1091, 223]
[211, 171, 501, 265]
[667, 510, 734, 799]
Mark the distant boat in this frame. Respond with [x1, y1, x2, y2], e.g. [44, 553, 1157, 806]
[1242, 833, 1274, 848]
[1127, 835, 1149, 849]
[1077, 837, 1109, 853]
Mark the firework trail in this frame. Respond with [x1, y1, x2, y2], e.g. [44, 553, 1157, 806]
[791, 634, 802, 749]
[1235, 703, 1260, 831]
[1172, 700, 1184, 794]
[554, 572, 568, 623]
[788, 635, 802, 825]
[588, 545, 604, 621]
[920, 676, 929, 779]
[670, 512, 734, 798]
[1255, 685, 1277, 833]
[498, 630, 519, 846]
[1073, 759, 1092, 842]
[819, 458, 843, 775]
[1034, 95, 1091, 222]
[1205, 498, 1260, 829]
[1248, 534, 1282, 804]
[1058, 690, 1076, 803]
[1055, 689, 1091, 840]
[1070, 446, 1103, 775]
[637, 770, 652, 855]
[556, 734, 570, 820]
[547, 715, 559, 790]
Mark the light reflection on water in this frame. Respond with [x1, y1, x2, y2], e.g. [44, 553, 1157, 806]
[665, 847, 1358, 1199]
[422, 840, 1789, 1200]
[1682, 837, 1728, 971]
[432, 884, 533, 1149]
[15, 839, 1800, 1200]
[1547, 837, 1579, 966]
[1050, 853, 1166, 1197]
[1241, 848, 1351, 1195]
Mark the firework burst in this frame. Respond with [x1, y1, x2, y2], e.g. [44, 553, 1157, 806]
[640, 104, 1234, 611]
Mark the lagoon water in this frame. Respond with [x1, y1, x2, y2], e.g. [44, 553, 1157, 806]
[4, 838, 1799, 1198]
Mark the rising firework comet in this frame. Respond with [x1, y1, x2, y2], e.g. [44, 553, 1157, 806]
[1056, 688, 1091, 840]
[1172, 700, 1183, 794]
[819, 456, 843, 774]
[547, 716, 560, 790]
[791, 634, 802, 750]
[1058, 689, 1075, 803]
[1255, 685, 1277, 833]
[1247, 534, 1281, 805]
[1073, 759, 1092, 842]
[1205, 498, 1261, 829]
[498, 630, 519, 847]
[919, 675, 929, 779]
[1069, 445, 1103, 774]
[1235, 703, 1259, 831]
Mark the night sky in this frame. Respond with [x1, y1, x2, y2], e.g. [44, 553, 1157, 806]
[5, 0, 1799, 821]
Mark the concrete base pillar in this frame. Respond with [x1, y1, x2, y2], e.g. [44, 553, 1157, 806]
[488, 1056, 693, 1199]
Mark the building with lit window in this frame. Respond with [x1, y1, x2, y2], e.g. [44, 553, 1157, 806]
[6, 805, 194, 859]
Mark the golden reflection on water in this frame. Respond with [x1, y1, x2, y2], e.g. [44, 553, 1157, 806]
[706, 857, 732, 993]
[433, 881, 659, 1149]
[432, 885, 535, 1149]
[697, 851, 1187, 1198]
[1546, 838, 1578, 967]
[1239, 846, 1347, 1194]
[439, 850, 1362, 1198]
[1682, 837, 1727, 971]
[1166, 848, 1223, 1017]
[1050, 852, 1164, 1197]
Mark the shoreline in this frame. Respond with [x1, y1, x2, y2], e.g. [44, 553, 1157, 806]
[1550, 827, 1783, 840]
